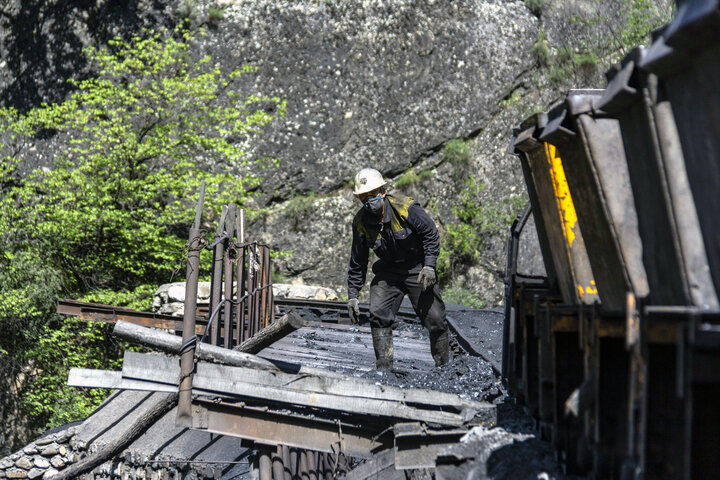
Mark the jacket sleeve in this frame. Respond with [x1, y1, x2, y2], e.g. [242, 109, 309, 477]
[347, 220, 369, 299]
[406, 202, 440, 268]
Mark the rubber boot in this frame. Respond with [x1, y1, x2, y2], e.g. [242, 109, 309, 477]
[371, 327, 394, 370]
[430, 330, 450, 366]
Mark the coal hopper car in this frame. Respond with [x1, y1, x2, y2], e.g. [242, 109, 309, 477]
[502, 2, 720, 478]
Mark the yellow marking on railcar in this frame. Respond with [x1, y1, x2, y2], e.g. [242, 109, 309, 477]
[545, 143, 578, 247]
[578, 280, 598, 298]
[544, 143, 597, 303]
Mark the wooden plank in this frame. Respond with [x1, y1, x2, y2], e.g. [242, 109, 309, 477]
[300, 321, 423, 339]
[259, 346, 365, 363]
[190, 374, 466, 427]
[121, 353, 491, 412]
[259, 351, 375, 372]
[196, 362, 493, 412]
[265, 341, 432, 363]
[281, 330, 430, 350]
[113, 320, 279, 371]
[122, 352, 180, 384]
[236, 310, 306, 354]
[67, 369, 177, 393]
[120, 354, 466, 425]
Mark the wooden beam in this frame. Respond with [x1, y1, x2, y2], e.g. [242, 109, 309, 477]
[112, 320, 279, 371]
[235, 310, 306, 354]
[121, 353, 489, 427]
[68, 369, 176, 393]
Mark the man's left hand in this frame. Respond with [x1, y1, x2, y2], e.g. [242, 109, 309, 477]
[418, 266, 436, 291]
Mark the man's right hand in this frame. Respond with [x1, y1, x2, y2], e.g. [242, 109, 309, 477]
[347, 298, 360, 324]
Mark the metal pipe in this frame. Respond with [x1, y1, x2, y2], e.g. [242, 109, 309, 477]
[289, 448, 298, 480]
[272, 445, 285, 480]
[177, 180, 205, 426]
[259, 449, 272, 480]
[209, 205, 229, 345]
[250, 454, 260, 480]
[299, 451, 310, 480]
[281, 445, 292, 480]
[223, 205, 236, 348]
[235, 214, 245, 345]
[307, 451, 317, 480]
[239, 245, 248, 344]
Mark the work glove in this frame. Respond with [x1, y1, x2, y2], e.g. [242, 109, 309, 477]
[347, 298, 360, 324]
[417, 266, 436, 292]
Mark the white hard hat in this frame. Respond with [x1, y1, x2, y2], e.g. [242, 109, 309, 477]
[353, 168, 387, 195]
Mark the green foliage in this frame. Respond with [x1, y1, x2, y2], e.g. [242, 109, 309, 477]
[532, 29, 551, 67]
[284, 192, 315, 218]
[20, 319, 126, 428]
[395, 169, 419, 188]
[395, 168, 433, 189]
[536, 0, 672, 86]
[442, 285, 486, 309]
[0, 28, 283, 435]
[443, 139, 471, 167]
[437, 177, 526, 284]
[524, 0, 548, 17]
[614, 0, 669, 50]
[208, 7, 225, 22]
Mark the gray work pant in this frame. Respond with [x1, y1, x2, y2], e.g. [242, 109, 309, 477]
[369, 267, 448, 334]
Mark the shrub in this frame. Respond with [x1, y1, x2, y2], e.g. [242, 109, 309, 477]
[0, 27, 284, 437]
[443, 139, 471, 167]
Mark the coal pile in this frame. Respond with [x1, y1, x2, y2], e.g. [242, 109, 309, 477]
[359, 341, 504, 404]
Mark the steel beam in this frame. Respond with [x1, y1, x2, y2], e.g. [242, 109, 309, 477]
[191, 399, 391, 458]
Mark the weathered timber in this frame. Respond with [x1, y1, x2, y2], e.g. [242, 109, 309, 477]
[195, 362, 493, 412]
[301, 321, 423, 339]
[191, 372, 467, 426]
[68, 369, 177, 393]
[51, 393, 178, 480]
[235, 310, 306, 354]
[113, 320, 278, 371]
[263, 340, 430, 363]
[120, 353, 477, 426]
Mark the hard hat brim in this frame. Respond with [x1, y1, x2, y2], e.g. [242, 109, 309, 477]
[353, 181, 387, 196]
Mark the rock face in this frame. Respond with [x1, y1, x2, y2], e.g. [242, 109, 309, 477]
[0, 0, 673, 308]
[213, 0, 540, 304]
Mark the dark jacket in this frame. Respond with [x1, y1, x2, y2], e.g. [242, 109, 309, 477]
[347, 195, 440, 299]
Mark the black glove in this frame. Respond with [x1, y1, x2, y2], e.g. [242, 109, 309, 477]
[417, 266, 436, 291]
[347, 298, 360, 324]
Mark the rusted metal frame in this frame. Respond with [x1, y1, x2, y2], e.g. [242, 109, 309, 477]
[177, 180, 206, 426]
[56, 299, 201, 331]
[223, 205, 237, 349]
[190, 398, 392, 458]
[393, 423, 466, 469]
[247, 242, 258, 338]
[537, 300, 554, 433]
[238, 244, 248, 344]
[209, 206, 229, 346]
[263, 245, 273, 328]
[550, 306, 585, 470]
[260, 245, 269, 329]
[522, 291, 540, 418]
[580, 303, 598, 471]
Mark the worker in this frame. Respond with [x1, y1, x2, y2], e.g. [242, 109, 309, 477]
[346, 167, 450, 370]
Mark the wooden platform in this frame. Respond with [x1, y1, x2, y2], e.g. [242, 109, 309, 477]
[258, 321, 436, 373]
